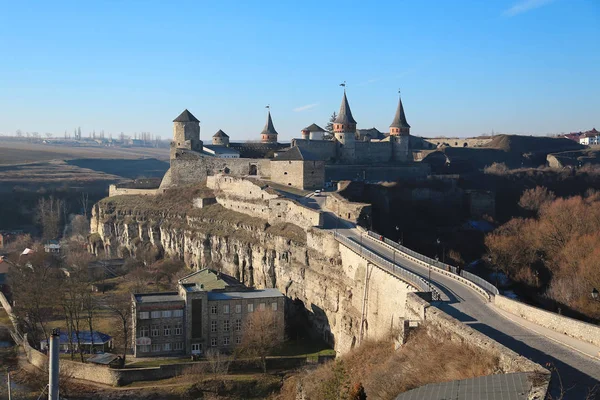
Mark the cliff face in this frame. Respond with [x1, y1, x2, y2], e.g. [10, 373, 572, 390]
[90, 194, 413, 354]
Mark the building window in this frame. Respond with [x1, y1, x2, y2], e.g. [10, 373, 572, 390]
[151, 311, 161, 319]
[164, 325, 171, 336]
[259, 303, 265, 311]
[139, 345, 150, 352]
[174, 342, 183, 351]
[211, 320, 217, 333]
[248, 304, 254, 313]
[235, 304, 241, 314]
[152, 344, 161, 352]
[162, 310, 172, 318]
[236, 336, 242, 345]
[223, 304, 230, 314]
[175, 324, 182, 335]
[223, 337, 230, 346]
[163, 343, 171, 351]
[235, 319, 241, 331]
[139, 312, 150, 320]
[223, 320, 230, 332]
[211, 338, 217, 347]
[271, 302, 278, 311]
[191, 343, 201, 353]
[173, 309, 184, 317]
[151, 325, 159, 336]
[211, 305, 217, 314]
[139, 326, 149, 337]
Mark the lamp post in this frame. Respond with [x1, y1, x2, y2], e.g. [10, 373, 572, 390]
[592, 288, 599, 301]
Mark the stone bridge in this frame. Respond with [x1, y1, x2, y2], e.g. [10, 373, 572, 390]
[331, 221, 600, 398]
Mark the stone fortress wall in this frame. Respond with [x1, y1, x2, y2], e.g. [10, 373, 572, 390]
[423, 136, 494, 148]
[206, 175, 323, 230]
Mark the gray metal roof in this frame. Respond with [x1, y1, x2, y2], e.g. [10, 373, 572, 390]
[213, 129, 229, 138]
[390, 96, 410, 128]
[88, 353, 120, 365]
[173, 109, 200, 123]
[274, 146, 322, 161]
[394, 372, 534, 400]
[207, 288, 284, 301]
[334, 91, 357, 125]
[261, 111, 279, 136]
[203, 145, 240, 155]
[133, 292, 183, 303]
[303, 123, 325, 132]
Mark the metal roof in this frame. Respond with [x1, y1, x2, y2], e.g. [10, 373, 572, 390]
[334, 91, 357, 125]
[173, 109, 200, 123]
[390, 96, 410, 128]
[274, 146, 322, 161]
[207, 288, 284, 301]
[261, 111, 279, 135]
[88, 353, 120, 365]
[179, 269, 245, 291]
[212, 129, 229, 138]
[303, 123, 325, 132]
[133, 292, 183, 303]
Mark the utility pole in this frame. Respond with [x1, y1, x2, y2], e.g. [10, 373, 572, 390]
[49, 328, 60, 400]
[7, 369, 11, 400]
[359, 262, 373, 345]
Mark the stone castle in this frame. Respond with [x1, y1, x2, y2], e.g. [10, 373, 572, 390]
[159, 90, 429, 191]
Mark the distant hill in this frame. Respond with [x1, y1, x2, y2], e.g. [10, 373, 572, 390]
[422, 134, 584, 173]
[482, 134, 583, 154]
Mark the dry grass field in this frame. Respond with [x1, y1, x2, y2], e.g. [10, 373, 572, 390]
[0, 140, 169, 165]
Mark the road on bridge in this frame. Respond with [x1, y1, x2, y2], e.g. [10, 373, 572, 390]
[297, 192, 600, 398]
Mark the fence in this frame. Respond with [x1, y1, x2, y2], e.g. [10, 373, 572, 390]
[366, 231, 499, 296]
[333, 232, 442, 301]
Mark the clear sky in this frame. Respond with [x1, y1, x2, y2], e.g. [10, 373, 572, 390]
[0, 0, 598, 141]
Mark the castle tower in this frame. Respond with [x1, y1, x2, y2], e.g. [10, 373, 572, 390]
[334, 90, 357, 160]
[390, 94, 410, 136]
[390, 94, 411, 162]
[172, 109, 203, 153]
[212, 129, 230, 146]
[301, 127, 310, 140]
[260, 110, 279, 143]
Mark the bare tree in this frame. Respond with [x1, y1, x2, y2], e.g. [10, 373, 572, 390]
[205, 348, 230, 375]
[103, 293, 131, 367]
[36, 196, 65, 240]
[237, 308, 284, 373]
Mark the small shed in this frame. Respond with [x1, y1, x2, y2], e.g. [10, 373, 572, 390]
[88, 353, 122, 368]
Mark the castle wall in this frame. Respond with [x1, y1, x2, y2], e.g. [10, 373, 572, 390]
[325, 164, 430, 183]
[354, 141, 393, 164]
[167, 155, 271, 187]
[303, 161, 326, 190]
[270, 160, 305, 189]
[324, 193, 371, 225]
[109, 185, 164, 197]
[423, 137, 493, 148]
[292, 139, 337, 161]
[268, 198, 323, 229]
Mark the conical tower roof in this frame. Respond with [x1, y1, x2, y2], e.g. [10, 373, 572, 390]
[260, 111, 278, 135]
[334, 91, 357, 125]
[390, 96, 410, 128]
[213, 129, 229, 138]
[173, 109, 200, 123]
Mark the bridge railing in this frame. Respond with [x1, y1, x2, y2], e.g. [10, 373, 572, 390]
[367, 231, 499, 296]
[333, 232, 442, 301]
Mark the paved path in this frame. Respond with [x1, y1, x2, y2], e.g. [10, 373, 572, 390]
[324, 213, 600, 398]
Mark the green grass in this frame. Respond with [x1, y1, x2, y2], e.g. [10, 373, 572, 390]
[271, 337, 335, 358]
[125, 357, 194, 368]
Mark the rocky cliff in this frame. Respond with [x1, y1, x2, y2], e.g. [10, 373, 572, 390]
[90, 188, 414, 354]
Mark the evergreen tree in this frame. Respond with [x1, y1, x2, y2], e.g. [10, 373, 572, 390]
[326, 111, 337, 133]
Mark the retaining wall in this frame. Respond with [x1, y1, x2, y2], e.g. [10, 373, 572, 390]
[109, 185, 164, 197]
[324, 194, 371, 225]
[406, 293, 547, 375]
[495, 295, 600, 347]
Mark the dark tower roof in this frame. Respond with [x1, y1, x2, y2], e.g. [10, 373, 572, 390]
[261, 111, 279, 135]
[213, 129, 229, 138]
[390, 96, 410, 129]
[173, 109, 200, 123]
[334, 91, 357, 125]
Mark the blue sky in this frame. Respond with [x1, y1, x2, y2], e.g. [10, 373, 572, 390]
[0, 0, 598, 140]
